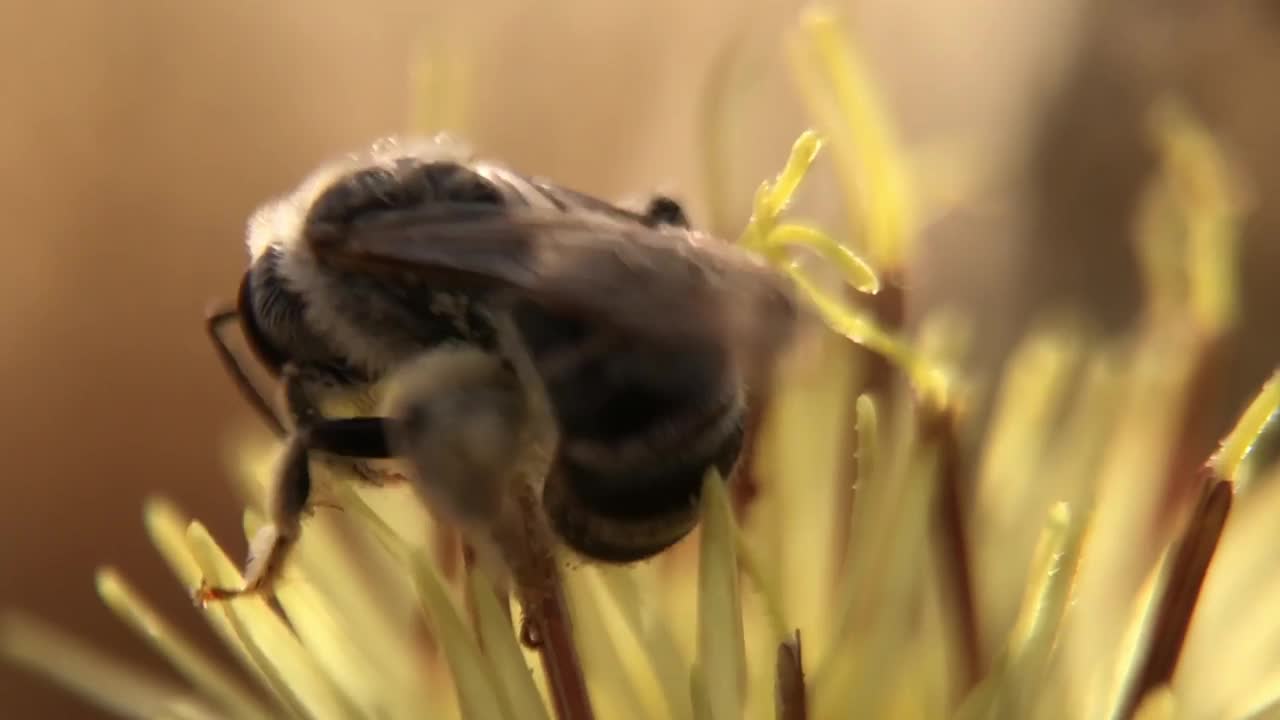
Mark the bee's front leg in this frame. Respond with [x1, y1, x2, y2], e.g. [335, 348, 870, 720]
[195, 434, 310, 604]
[195, 369, 399, 604]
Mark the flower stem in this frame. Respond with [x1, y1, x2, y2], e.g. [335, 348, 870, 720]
[834, 280, 904, 578]
[489, 309, 596, 720]
[775, 631, 809, 720]
[1119, 475, 1232, 719]
[491, 484, 595, 720]
[921, 402, 983, 694]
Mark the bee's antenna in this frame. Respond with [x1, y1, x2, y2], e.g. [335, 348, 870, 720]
[205, 304, 287, 437]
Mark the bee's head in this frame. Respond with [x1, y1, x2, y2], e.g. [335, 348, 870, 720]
[236, 136, 507, 382]
[245, 135, 491, 259]
[235, 258, 292, 377]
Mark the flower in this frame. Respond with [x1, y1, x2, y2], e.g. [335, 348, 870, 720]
[5, 8, 1280, 720]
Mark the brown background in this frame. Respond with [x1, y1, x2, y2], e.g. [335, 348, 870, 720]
[2, 1, 1277, 716]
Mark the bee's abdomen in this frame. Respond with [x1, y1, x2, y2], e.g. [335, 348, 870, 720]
[528, 316, 746, 561]
[544, 405, 743, 562]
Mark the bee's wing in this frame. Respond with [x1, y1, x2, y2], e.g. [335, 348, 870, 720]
[308, 205, 798, 379]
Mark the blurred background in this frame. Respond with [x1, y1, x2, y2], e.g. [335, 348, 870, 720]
[2, 0, 1277, 716]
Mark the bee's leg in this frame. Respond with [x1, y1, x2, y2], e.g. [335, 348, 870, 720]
[284, 366, 407, 487]
[194, 432, 312, 604]
[492, 311, 558, 455]
[205, 305, 287, 438]
[196, 367, 399, 604]
[303, 417, 395, 457]
[195, 415, 401, 604]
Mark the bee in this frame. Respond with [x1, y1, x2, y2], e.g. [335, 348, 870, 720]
[199, 136, 799, 601]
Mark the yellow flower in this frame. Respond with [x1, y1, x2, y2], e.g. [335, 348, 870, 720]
[5, 8, 1280, 720]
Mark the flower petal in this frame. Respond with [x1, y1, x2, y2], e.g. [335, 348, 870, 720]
[0, 612, 222, 720]
[95, 567, 274, 720]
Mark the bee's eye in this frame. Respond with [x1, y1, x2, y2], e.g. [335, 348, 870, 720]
[239, 252, 301, 374]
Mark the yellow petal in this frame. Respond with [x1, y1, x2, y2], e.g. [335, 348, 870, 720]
[0, 612, 222, 720]
[95, 567, 274, 720]
[185, 520, 360, 719]
[696, 472, 747, 720]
